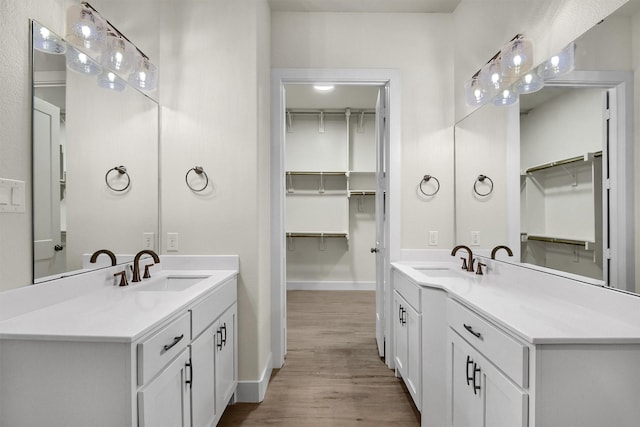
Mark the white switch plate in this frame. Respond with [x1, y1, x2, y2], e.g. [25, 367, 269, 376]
[0, 179, 25, 213]
[142, 232, 155, 250]
[167, 232, 179, 252]
[471, 231, 480, 246]
[428, 231, 438, 246]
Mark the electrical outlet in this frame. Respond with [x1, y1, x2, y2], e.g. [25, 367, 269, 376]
[142, 232, 155, 250]
[428, 231, 438, 246]
[471, 231, 480, 246]
[167, 232, 179, 252]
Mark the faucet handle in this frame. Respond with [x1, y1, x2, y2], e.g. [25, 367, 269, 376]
[114, 270, 128, 286]
[476, 262, 487, 275]
[143, 263, 154, 279]
[460, 257, 468, 270]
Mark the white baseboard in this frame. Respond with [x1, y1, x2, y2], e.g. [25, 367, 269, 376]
[235, 352, 272, 403]
[287, 281, 376, 291]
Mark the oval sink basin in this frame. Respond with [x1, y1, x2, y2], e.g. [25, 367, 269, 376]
[134, 275, 210, 292]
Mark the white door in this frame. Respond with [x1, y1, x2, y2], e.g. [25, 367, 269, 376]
[374, 85, 388, 357]
[33, 97, 62, 277]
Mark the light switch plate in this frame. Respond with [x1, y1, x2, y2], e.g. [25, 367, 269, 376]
[142, 232, 155, 250]
[471, 231, 480, 246]
[0, 179, 25, 213]
[428, 231, 438, 246]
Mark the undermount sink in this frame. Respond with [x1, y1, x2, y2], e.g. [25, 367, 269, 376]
[412, 267, 460, 278]
[133, 275, 211, 292]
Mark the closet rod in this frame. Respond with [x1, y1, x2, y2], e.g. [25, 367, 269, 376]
[349, 190, 376, 196]
[286, 171, 347, 176]
[286, 109, 375, 116]
[526, 151, 603, 173]
[286, 232, 348, 238]
[527, 235, 593, 247]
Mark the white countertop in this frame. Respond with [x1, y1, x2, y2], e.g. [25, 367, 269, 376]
[392, 261, 640, 345]
[0, 269, 237, 343]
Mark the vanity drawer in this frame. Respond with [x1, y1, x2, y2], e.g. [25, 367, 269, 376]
[447, 298, 528, 388]
[191, 277, 237, 339]
[394, 271, 421, 312]
[137, 311, 191, 386]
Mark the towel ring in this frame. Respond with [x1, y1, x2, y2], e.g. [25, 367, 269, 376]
[419, 175, 440, 197]
[185, 166, 209, 192]
[105, 166, 130, 192]
[474, 174, 494, 196]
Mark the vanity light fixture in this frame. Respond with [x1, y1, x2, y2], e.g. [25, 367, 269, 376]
[478, 58, 504, 98]
[500, 36, 533, 78]
[65, 2, 158, 92]
[539, 42, 575, 79]
[464, 75, 489, 106]
[33, 21, 66, 54]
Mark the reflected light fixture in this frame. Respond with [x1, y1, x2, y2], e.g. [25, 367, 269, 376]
[539, 42, 575, 79]
[97, 71, 126, 91]
[514, 71, 544, 94]
[313, 85, 335, 92]
[492, 88, 518, 106]
[33, 21, 66, 54]
[66, 46, 101, 75]
[129, 55, 158, 91]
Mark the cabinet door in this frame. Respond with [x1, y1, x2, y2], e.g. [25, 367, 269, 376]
[406, 303, 421, 410]
[393, 293, 407, 376]
[138, 348, 191, 427]
[215, 305, 237, 414]
[483, 352, 528, 427]
[191, 324, 217, 427]
[450, 334, 483, 427]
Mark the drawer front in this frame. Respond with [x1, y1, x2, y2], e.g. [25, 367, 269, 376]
[393, 270, 421, 312]
[191, 277, 237, 339]
[447, 299, 528, 388]
[138, 311, 191, 386]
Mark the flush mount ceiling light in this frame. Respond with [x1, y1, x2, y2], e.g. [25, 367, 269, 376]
[33, 21, 66, 54]
[65, 1, 158, 92]
[313, 85, 335, 92]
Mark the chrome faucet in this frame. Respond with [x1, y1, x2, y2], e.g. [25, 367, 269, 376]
[89, 249, 117, 266]
[451, 245, 475, 272]
[491, 245, 513, 259]
[132, 250, 160, 282]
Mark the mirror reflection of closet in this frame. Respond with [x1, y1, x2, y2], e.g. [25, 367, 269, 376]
[284, 84, 378, 288]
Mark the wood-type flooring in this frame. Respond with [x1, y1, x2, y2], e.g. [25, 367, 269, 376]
[218, 290, 421, 426]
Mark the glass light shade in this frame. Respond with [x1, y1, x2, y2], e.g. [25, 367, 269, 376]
[464, 76, 488, 106]
[101, 35, 135, 75]
[97, 71, 126, 91]
[33, 22, 66, 54]
[129, 54, 158, 91]
[500, 38, 533, 78]
[492, 88, 518, 106]
[479, 59, 504, 97]
[514, 71, 544, 94]
[65, 5, 107, 52]
[540, 42, 575, 79]
[66, 46, 101, 75]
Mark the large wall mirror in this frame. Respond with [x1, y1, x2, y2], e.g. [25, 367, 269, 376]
[454, 2, 638, 294]
[32, 20, 159, 283]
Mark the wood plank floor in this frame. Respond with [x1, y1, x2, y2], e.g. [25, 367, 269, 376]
[219, 290, 420, 426]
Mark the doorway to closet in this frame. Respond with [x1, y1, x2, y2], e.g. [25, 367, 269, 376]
[271, 69, 400, 370]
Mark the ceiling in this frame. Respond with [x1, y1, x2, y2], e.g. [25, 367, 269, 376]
[268, 0, 462, 13]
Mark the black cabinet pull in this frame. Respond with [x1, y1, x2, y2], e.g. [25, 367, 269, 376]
[466, 355, 474, 386]
[399, 305, 403, 323]
[163, 334, 184, 351]
[216, 328, 224, 350]
[463, 323, 482, 339]
[185, 359, 193, 388]
[472, 363, 481, 395]
[221, 323, 227, 346]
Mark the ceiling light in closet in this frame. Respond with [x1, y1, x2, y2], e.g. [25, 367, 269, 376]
[313, 85, 335, 92]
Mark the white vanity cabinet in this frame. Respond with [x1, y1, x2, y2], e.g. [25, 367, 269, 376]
[0, 273, 237, 427]
[392, 271, 422, 411]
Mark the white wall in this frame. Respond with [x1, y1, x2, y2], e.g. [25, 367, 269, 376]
[158, 0, 272, 386]
[272, 12, 456, 251]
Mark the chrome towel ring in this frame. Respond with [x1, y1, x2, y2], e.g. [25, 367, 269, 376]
[419, 174, 440, 197]
[474, 174, 494, 196]
[105, 166, 130, 192]
[185, 166, 209, 192]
